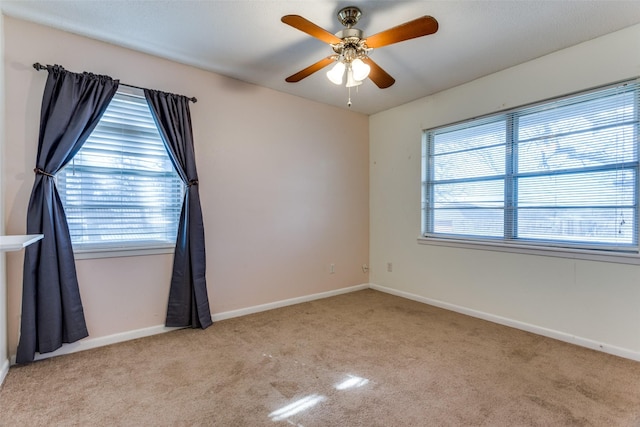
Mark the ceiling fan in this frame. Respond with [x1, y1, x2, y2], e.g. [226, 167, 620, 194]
[281, 6, 439, 90]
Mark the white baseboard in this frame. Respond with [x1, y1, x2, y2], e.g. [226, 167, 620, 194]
[0, 358, 9, 386]
[9, 283, 370, 365]
[211, 283, 369, 322]
[10, 324, 182, 366]
[6, 282, 637, 370]
[369, 283, 640, 362]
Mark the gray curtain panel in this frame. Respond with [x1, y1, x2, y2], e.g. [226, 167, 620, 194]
[144, 89, 212, 329]
[17, 65, 119, 364]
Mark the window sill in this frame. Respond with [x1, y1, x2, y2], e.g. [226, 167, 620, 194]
[417, 237, 640, 265]
[73, 245, 175, 260]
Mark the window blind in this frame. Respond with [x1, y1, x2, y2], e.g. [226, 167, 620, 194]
[423, 79, 640, 252]
[57, 91, 185, 251]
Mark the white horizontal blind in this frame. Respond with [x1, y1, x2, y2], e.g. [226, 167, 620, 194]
[423, 79, 639, 252]
[57, 90, 185, 251]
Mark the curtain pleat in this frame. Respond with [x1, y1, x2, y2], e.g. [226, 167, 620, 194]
[17, 65, 119, 364]
[144, 89, 212, 329]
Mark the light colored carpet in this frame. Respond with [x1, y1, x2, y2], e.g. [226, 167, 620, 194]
[1, 289, 640, 426]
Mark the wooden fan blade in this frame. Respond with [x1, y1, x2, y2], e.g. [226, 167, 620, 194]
[362, 57, 395, 89]
[281, 15, 342, 45]
[285, 56, 335, 83]
[365, 16, 438, 48]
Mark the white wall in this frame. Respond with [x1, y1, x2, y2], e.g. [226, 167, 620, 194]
[370, 23, 640, 359]
[3, 16, 369, 361]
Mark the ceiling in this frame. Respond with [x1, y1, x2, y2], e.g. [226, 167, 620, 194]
[2, 1, 640, 115]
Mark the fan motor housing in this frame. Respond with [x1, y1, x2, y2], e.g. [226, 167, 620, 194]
[332, 28, 369, 58]
[335, 28, 364, 40]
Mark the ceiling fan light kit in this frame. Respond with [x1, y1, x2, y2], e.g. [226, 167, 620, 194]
[281, 6, 439, 107]
[351, 59, 371, 82]
[326, 61, 346, 85]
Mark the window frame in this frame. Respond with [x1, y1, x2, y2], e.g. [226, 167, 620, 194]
[56, 86, 184, 259]
[419, 79, 640, 265]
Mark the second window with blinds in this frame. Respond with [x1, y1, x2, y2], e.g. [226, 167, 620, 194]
[422, 79, 639, 256]
[57, 87, 184, 257]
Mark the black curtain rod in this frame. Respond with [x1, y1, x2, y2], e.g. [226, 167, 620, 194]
[32, 62, 197, 103]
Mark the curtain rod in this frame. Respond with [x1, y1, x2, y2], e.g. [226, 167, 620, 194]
[32, 62, 197, 103]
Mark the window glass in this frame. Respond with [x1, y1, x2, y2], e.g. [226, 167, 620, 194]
[422, 80, 639, 252]
[57, 90, 184, 252]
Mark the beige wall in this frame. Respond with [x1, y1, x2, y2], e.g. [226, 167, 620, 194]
[3, 16, 369, 359]
[370, 23, 640, 358]
[0, 13, 8, 377]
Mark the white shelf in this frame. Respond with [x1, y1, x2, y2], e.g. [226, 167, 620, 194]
[0, 234, 44, 252]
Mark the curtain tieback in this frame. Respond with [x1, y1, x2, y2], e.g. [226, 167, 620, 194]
[188, 179, 199, 187]
[34, 168, 54, 177]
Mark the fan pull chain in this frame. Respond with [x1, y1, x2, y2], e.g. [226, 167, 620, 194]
[347, 86, 352, 107]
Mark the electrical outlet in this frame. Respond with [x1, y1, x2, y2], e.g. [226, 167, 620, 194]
[387, 262, 393, 272]
[330, 263, 335, 274]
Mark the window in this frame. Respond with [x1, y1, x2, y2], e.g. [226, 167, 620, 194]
[57, 88, 184, 254]
[422, 80, 639, 256]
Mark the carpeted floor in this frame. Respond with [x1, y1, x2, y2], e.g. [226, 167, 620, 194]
[1, 289, 640, 426]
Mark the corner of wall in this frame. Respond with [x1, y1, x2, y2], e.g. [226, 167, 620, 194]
[0, 12, 9, 386]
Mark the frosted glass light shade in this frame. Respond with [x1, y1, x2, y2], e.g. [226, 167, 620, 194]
[326, 62, 346, 85]
[351, 58, 370, 82]
[345, 68, 363, 88]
